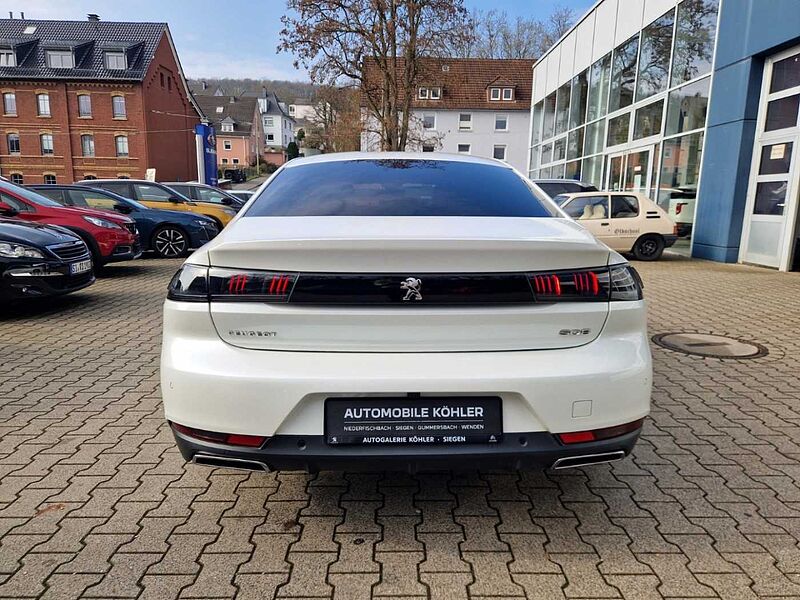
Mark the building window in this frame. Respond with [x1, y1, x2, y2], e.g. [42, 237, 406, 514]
[265, 117, 274, 126]
[555, 82, 571, 135]
[671, 0, 720, 87]
[494, 114, 508, 131]
[567, 127, 585, 160]
[160, 72, 165, 87]
[3, 92, 16, 115]
[0, 49, 15, 67]
[40, 134, 54, 155]
[493, 145, 506, 161]
[78, 94, 92, 117]
[429, 87, 441, 100]
[633, 99, 664, 140]
[80, 134, 95, 157]
[422, 114, 435, 130]
[46, 50, 74, 68]
[115, 135, 129, 157]
[10, 173, 23, 184]
[44, 174, 56, 184]
[543, 92, 556, 138]
[422, 145, 435, 152]
[84, 175, 97, 180]
[223, 140, 232, 150]
[609, 35, 639, 111]
[215, 106, 223, 113]
[607, 113, 631, 146]
[232, 158, 239, 164]
[489, 88, 501, 101]
[458, 113, 472, 131]
[118, 175, 130, 179]
[7, 133, 20, 154]
[418, 87, 429, 99]
[221, 123, 233, 132]
[569, 70, 589, 129]
[587, 53, 611, 122]
[112, 95, 127, 118]
[104, 51, 127, 70]
[665, 77, 710, 136]
[502, 88, 514, 101]
[457, 144, 471, 154]
[267, 134, 274, 141]
[36, 93, 51, 116]
[221, 158, 228, 164]
[167, 77, 172, 91]
[636, 10, 675, 102]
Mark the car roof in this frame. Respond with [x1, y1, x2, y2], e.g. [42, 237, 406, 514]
[558, 191, 646, 198]
[281, 151, 513, 170]
[532, 179, 593, 184]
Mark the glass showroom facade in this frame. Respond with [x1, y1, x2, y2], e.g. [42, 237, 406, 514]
[528, 0, 720, 254]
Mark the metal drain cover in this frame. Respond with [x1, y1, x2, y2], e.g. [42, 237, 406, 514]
[652, 333, 768, 359]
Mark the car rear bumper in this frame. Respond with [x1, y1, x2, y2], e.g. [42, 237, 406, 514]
[161, 299, 652, 470]
[663, 234, 678, 248]
[172, 426, 642, 472]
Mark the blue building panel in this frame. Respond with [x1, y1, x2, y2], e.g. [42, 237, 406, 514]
[694, 0, 800, 263]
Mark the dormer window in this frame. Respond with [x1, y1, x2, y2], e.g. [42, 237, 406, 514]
[46, 50, 74, 69]
[215, 106, 224, 113]
[419, 87, 428, 99]
[429, 87, 441, 100]
[418, 86, 441, 100]
[221, 123, 234, 132]
[23, 25, 36, 35]
[502, 88, 514, 100]
[489, 87, 501, 101]
[0, 49, 15, 67]
[104, 51, 127, 70]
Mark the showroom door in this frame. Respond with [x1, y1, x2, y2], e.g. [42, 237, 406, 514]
[606, 147, 654, 195]
[740, 46, 800, 271]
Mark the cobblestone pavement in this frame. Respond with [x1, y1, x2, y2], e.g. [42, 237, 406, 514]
[1, 255, 800, 599]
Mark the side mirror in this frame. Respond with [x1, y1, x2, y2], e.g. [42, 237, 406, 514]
[168, 196, 182, 204]
[221, 197, 233, 206]
[114, 202, 133, 214]
[0, 201, 18, 217]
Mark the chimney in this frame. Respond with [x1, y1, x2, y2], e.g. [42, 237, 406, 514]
[8, 11, 12, 18]
[201, 80, 208, 90]
[20, 11, 25, 18]
[229, 96, 235, 104]
[87, 13, 100, 21]
[262, 86, 267, 98]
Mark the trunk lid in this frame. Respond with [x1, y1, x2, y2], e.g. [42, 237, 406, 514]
[207, 217, 611, 352]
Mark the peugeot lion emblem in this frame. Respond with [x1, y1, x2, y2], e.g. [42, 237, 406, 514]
[401, 277, 422, 301]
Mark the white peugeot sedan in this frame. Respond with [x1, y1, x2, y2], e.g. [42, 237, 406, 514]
[161, 153, 651, 472]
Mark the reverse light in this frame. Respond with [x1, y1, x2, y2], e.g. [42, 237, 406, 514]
[558, 419, 644, 445]
[170, 422, 266, 448]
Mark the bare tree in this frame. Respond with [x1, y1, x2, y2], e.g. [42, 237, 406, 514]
[279, 0, 470, 151]
[448, 5, 577, 59]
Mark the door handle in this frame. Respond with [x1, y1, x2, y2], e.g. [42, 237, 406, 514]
[601, 222, 610, 226]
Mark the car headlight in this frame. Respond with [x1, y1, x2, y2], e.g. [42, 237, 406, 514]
[83, 215, 121, 229]
[194, 219, 214, 227]
[0, 242, 45, 259]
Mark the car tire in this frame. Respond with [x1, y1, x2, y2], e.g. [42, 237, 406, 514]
[152, 225, 189, 258]
[632, 234, 665, 261]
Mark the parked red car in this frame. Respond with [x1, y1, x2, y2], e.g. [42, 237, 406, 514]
[0, 180, 140, 266]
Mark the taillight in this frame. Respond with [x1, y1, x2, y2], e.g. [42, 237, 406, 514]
[170, 422, 266, 448]
[558, 418, 644, 445]
[675, 202, 687, 215]
[529, 265, 642, 302]
[167, 264, 209, 302]
[167, 265, 297, 302]
[210, 268, 297, 302]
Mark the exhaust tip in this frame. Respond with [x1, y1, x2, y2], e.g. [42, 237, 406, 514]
[192, 454, 269, 472]
[551, 450, 626, 470]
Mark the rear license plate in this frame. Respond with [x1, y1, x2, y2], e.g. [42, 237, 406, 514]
[325, 396, 502, 445]
[69, 259, 92, 275]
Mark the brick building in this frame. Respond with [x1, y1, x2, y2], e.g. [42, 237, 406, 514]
[0, 16, 203, 184]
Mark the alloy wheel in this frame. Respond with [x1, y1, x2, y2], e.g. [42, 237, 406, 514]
[154, 228, 187, 258]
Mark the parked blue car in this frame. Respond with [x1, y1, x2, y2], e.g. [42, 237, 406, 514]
[29, 185, 219, 258]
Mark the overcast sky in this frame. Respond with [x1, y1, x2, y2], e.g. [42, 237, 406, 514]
[1, 0, 595, 81]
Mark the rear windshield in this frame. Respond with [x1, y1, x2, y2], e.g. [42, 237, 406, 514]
[536, 181, 597, 197]
[245, 159, 555, 217]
